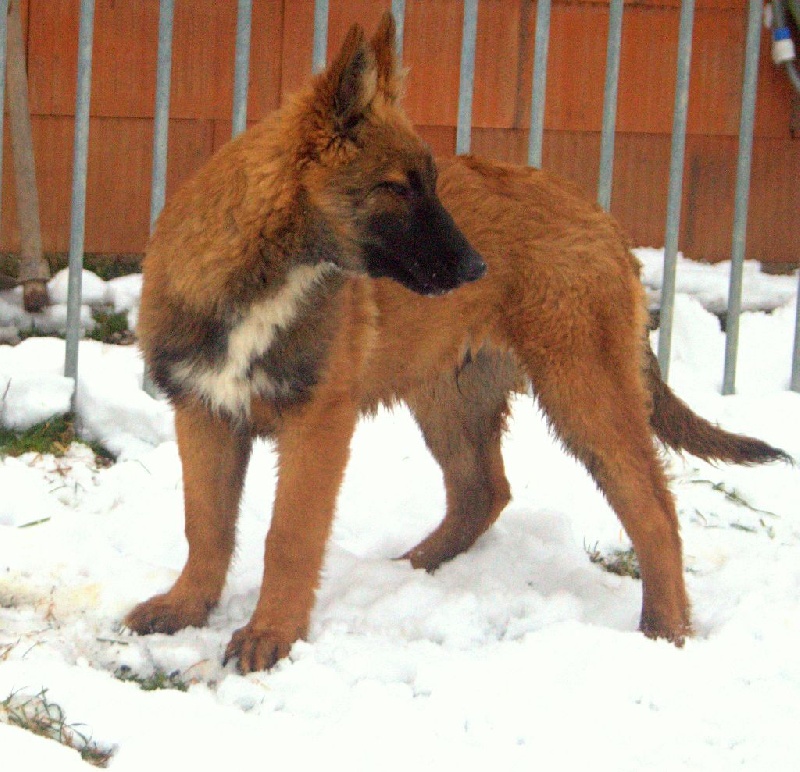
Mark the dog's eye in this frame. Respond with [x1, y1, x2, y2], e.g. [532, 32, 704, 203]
[375, 180, 411, 199]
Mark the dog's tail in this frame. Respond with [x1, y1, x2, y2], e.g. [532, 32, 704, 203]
[643, 346, 792, 465]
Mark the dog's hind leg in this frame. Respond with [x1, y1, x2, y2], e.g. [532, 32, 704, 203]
[523, 345, 690, 644]
[402, 350, 518, 571]
[126, 402, 252, 635]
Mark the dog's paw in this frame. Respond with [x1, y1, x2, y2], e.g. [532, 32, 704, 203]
[124, 593, 212, 635]
[640, 610, 691, 648]
[223, 624, 300, 673]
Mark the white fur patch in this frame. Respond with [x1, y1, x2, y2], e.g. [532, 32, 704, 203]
[173, 264, 332, 418]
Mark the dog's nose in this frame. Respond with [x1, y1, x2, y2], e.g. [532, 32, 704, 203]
[458, 248, 487, 284]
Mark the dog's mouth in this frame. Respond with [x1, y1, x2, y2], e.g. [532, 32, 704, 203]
[366, 254, 486, 297]
[357, 192, 487, 297]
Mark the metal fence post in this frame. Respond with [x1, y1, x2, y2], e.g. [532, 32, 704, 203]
[64, 0, 96, 407]
[597, 0, 624, 210]
[722, 0, 763, 395]
[528, 0, 552, 168]
[656, 0, 695, 380]
[391, 0, 406, 62]
[456, 0, 479, 155]
[143, 0, 175, 398]
[232, 0, 253, 137]
[313, 0, 329, 73]
[150, 0, 174, 232]
[792, 275, 800, 391]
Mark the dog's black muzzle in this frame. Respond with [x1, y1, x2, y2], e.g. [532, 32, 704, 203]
[364, 194, 487, 296]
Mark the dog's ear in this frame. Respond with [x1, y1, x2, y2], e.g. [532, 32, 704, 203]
[317, 23, 377, 136]
[370, 12, 402, 103]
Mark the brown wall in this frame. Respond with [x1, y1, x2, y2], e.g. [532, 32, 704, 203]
[2, 0, 799, 264]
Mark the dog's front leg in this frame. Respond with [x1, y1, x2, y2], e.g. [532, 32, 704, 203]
[126, 402, 252, 635]
[224, 396, 358, 673]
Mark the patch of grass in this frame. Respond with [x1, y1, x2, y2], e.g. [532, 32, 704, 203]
[1, 689, 114, 767]
[17, 307, 135, 345]
[586, 543, 641, 580]
[0, 414, 76, 457]
[688, 479, 779, 520]
[87, 309, 134, 345]
[0, 413, 114, 466]
[0, 252, 142, 282]
[113, 665, 189, 692]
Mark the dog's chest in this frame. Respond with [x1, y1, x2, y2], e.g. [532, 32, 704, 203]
[173, 265, 342, 419]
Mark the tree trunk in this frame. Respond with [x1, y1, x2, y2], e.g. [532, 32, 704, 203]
[6, 0, 49, 312]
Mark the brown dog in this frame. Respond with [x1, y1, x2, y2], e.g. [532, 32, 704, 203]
[126, 13, 789, 672]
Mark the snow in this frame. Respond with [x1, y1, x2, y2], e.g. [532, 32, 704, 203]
[0, 252, 799, 770]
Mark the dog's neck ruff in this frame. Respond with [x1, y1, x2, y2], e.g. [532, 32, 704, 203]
[173, 263, 334, 420]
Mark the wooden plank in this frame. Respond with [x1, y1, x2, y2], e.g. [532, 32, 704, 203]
[471, 126, 530, 164]
[279, 0, 315, 99]
[754, 26, 796, 138]
[84, 118, 215, 252]
[88, 0, 159, 118]
[616, 6, 681, 135]
[27, 0, 157, 118]
[746, 138, 800, 266]
[169, 0, 236, 120]
[464, 128, 800, 267]
[403, 0, 464, 126]
[248, 0, 285, 120]
[471, 0, 525, 129]
[1, 116, 215, 254]
[1, 115, 72, 252]
[27, 0, 78, 116]
[416, 124, 456, 157]
[327, 0, 392, 57]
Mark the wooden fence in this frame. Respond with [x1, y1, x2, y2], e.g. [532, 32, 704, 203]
[1, 0, 799, 266]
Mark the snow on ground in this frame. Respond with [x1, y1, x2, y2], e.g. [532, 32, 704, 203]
[0, 254, 799, 770]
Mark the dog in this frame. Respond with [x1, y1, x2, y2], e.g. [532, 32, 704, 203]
[125, 13, 789, 673]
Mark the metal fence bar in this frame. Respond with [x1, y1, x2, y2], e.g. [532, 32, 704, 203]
[232, 0, 252, 137]
[656, 0, 695, 380]
[149, 0, 174, 232]
[0, 0, 9, 235]
[597, 0, 624, 210]
[528, 0, 552, 168]
[64, 0, 95, 398]
[391, 0, 406, 62]
[143, 0, 174, 397]
[312, 0, 329, 73]
[792, 272, 800, 391]
[721, 0, 764, 394]
[455, 0, 478, 155]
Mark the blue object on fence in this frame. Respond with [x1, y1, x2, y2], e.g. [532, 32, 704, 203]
[391, 0, 406, 63]
[232, 0, 253, 137]
[64, 0, 96, 403]
[528, 0, 552, 168]
[656, 0, 695, 381]
[722, 0, 764, 395]
[313, 0, 329, 73]
[0, 0, 9, 238]
[149, 0, 174, 232]
[598, 0, 624, 211]
[456, 0, 479, 155]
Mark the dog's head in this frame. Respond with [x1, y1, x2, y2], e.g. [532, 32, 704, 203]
[298, 13, 486, 296]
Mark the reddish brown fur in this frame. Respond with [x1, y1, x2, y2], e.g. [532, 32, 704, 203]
[126, 14, 787, 672]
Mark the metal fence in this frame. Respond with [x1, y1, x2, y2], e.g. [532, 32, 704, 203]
[19, 0, 799, 402]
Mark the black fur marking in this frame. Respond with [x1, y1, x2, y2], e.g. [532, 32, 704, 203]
[148, 309, 230, 400]
[247, 271, 346, 407]
[361, 192, 485, 296]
